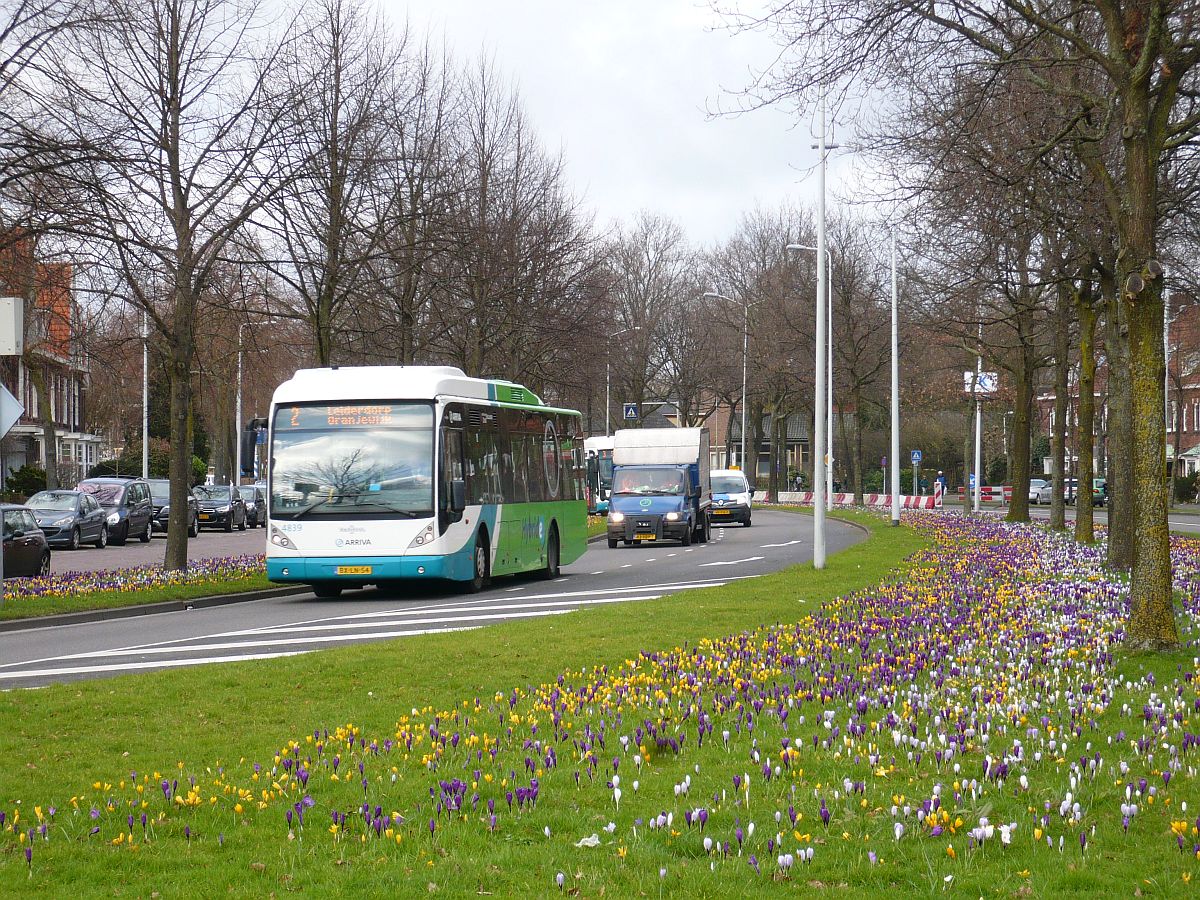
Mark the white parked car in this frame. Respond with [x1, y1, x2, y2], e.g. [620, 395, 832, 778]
[1028, 478, 1048, 503]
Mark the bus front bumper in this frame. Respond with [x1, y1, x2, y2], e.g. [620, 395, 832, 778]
[267, 554, 469, 583]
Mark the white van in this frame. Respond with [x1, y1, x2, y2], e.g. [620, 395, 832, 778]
[707, 468, 753, 526]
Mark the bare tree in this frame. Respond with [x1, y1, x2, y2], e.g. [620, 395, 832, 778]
[26, 0, 294, 569]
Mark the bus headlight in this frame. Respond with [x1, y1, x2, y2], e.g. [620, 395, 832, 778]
[665, 511, 680, 521]
[608, 512, 625, 523]
[269, 525, 297, 550]
[408, 523, 435, 548]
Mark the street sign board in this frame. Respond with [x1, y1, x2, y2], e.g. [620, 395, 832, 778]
[0, 383, 23, 437]
[623, 403, 638, 420]
[911, 449, 922, 464]
[969, 473, 976, 490]
[964, 371, 999, 395]
[881, 456, 887, 467]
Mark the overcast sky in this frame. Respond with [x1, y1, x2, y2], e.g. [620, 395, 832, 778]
[386, 0, 864, 247]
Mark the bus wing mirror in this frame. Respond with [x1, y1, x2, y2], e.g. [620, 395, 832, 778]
[450, 479, 467, 511]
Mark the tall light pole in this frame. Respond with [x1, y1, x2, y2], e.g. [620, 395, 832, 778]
[142, 312, 149, 480]
[605, 325, 640, 436]
[890, 233, 900, 526]
[705, 291, 764, 474]
[789, 243, 833, 508]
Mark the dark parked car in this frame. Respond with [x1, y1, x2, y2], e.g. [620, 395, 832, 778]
[192, 483, 247, 531]
[75, 477, 153, 545]
[26, 489, 109, 549]
[1, 503, 51, 576]
[244, 485, 267, 528]
[146, 479, 200, 537]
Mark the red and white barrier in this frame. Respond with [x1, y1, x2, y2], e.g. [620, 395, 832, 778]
[776, 491, 942, 509]
[955, 486, 1013, 502]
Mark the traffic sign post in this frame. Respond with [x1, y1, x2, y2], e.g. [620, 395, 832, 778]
[911, 449, 922, 497]
[0, 383, 24, 608]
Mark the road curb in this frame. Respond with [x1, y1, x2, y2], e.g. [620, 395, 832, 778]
[0, 585, 310, 633]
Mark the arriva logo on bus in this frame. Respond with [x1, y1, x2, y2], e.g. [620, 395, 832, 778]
[521, 516, 545, 543]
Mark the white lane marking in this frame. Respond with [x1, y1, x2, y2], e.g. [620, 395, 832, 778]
[667, 553, 677, 557]
[646, 558, 657, 562]
[554, 577, 568, 583]
[590, 571, 603, 575]
[621, 563, 632, 568]
[698, 556, 765, 567]
[760, 539, 805, 548]
[16, 597, 668, 665]
[505, 587, 524, 592]
[684, 548, 694, 552]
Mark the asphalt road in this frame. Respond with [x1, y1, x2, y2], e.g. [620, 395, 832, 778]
[46, 523, 268, 574]
[0, 509, 862, 689]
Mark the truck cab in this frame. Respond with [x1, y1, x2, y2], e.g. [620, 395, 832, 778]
[606, 427, 711, 547]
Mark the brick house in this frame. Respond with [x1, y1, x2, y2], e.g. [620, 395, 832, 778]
[0, 235, 103, 488]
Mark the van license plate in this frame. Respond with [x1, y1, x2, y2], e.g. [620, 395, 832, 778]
[336, 565, 372, 575]
[635, 533, 655, 541]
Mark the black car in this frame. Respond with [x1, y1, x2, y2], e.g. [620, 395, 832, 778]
[1, 503, 51, 576]
[76, 477, 154, 545]
[244, 485, 267, 528]
[26, 490, 109, 549]
[146, 479, 200, 537]
[192, 483, 248, 531]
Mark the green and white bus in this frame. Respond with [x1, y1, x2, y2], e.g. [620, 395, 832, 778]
[265, 366, 588, 598]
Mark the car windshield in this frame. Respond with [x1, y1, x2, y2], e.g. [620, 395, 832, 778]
[711, 476, 747, 494]
[27, 491, 78, 511]
[270, 402, 435, 519]
[193, 485, 231, 501]
[77, 483, 123, 505]
[147, 481, 171, 501]
[613, 468, 685, 495]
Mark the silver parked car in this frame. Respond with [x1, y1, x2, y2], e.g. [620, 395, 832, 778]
[1028, 478, 1048, 504]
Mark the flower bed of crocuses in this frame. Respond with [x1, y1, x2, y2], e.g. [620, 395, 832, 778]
[3, 514, 1200, 893]
[1, 554, 266, 602]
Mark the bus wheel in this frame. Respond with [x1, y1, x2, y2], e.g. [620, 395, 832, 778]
[467, 532, 490, 593]
[542, 526, 560, 579]
[312, 582, 342, 599]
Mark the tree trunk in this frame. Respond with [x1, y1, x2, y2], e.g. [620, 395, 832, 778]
[1122, 111, 1176, 648]
[851, 394, 864, 504]
[1005, 322, 1035, 523]
[1050, 284, 1070, 531]
[1103, 273, 1134, 569]
[1074, 289, 1097, 543]
[27, 365, 59, 490]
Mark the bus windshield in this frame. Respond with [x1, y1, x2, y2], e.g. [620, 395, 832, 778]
[270, 402, 435, 519]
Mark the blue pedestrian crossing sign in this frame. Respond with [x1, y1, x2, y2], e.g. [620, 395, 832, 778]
[623, 403, 638, 420]
[911, 449, 922, 464]
[969, 473, 976, 490]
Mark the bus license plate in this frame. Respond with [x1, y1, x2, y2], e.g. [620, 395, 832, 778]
[337, 565, 372, 576]
[635, 533, 655, 541]
[713, 509, 730, 515]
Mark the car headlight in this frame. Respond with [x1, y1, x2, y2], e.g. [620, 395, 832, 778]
[50, 515, 74, 526]
[159, 505, 170, 514]
[106, 512, 119, 525]
[217, 505, 231, 513]
[609, 511, 625, 523]
[665, 511, 680, 521]
[269, 525, 297, 550]
[408, 523, 435, 548]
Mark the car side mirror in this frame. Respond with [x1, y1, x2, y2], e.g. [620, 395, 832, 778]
[749, 488, 756, 498]
[450, 479, 467, 511]
[10, 529, 24, 538]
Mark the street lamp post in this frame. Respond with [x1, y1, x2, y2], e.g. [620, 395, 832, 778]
[605, 325, 640, 436]
[789, 244, 834, 509]
[704, 291, 764, 474]
[142, 312, 149, 480]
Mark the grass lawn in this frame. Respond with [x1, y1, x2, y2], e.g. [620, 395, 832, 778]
[1, 511, 1197, 895]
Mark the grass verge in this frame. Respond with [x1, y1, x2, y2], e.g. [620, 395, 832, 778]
[0, 513, 924, 893]
[0, 573, 275, 622]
